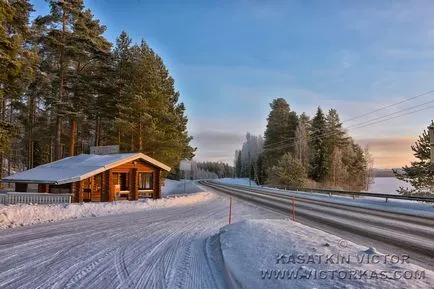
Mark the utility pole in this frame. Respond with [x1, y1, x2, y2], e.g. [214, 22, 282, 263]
[429, 120, 434, 164]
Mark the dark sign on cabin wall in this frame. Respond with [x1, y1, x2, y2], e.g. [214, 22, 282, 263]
[89, 145, 120, 155]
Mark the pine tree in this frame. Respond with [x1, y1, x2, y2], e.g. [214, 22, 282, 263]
[267, 153, 306, 187]
[34, 0, 112, 158]
[235, 150, 242, 178]
[325, 109, 347, 150]
[325, 109, 348, 187]
[113, 31, 135, 151]
[0, 0, 34, 183]
[394, 127, 434, 196]
[263, 98, 297, 172]
[309, 107, 328, 182]
[0, 0, 195, 177]
[34, 0, 80, 159]
[67, 7, 112, 155]
[294, 112, 310, 170]
[256, 153, 265, 185]
[112, 35, 195, 168]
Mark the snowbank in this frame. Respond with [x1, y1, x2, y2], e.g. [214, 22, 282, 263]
[212, 219, 433, 289]
[0, 192, 213, 230]
[162, 179, 204, 196]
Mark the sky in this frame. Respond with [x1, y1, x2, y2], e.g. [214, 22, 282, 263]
[31, 0, 434, 168]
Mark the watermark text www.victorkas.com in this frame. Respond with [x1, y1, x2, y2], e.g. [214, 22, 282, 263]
[260, 268, 425, 280]
[259, 253, 425, 280]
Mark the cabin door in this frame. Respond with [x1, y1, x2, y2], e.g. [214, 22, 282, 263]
[93, 174, 103, 202]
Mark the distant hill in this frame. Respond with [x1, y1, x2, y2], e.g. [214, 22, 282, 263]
[373, 168, 403, 177]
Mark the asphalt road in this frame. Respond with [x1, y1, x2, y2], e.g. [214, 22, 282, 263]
[201, 181, 434, 270]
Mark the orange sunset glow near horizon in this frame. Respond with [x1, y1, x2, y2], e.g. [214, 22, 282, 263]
[357, 136, 417, 169]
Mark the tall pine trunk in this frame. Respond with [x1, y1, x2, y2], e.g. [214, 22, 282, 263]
[55, 6, 67, 160]
[55, 116, 62, 159]
[138, 122, 143, 151]
[8, 105, 12, 180]
[95, 116, 100, 146]
[69, 119, 77, 156]
[27, 94, 35, 168]
[130, 127, 134, 152]
[0, 96, 5, 187]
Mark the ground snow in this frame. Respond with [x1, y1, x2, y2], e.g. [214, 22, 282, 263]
[162, 179, 204, 196]
[215, 219, 433, 289]
[0, 191, 213, 230]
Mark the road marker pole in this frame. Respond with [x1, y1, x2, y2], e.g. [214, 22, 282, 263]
[229, 195, 232, 224]
[292, 197, 295, 222]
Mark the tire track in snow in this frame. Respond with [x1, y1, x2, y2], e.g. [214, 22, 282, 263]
[115, 247, 134, 289]
[0, 191, 282, 289]
[63, 250, 115, 289]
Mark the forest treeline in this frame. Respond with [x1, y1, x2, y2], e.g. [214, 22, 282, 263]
[173, 161, 234, 180]
[235, 98, 373, 191]
[0, 0, 195, 182]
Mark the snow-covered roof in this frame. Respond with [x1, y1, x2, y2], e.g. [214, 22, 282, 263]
[2, 153, 171, 185]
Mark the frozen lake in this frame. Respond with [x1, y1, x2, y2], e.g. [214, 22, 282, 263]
[368, 177, 413, 195]
[217, 177, 413, 195]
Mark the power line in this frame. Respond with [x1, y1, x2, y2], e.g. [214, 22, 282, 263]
[348, 104, 434, 130]
[343, 89, 434, 123]
[346, 99, 434, 129]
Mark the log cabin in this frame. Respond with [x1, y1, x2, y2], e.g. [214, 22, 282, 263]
[2, 153, 171, 202]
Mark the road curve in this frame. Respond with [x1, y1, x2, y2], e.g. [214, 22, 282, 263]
[0, 191, 281, 289]
[200, 181, 434, 270]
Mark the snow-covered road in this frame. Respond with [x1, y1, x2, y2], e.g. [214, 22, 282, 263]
[0, 190, 281, 289]
[203, 181, 434, 270]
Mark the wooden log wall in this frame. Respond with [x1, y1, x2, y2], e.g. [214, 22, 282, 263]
[72, 180, 83, 203]
[130, 168, 138, 200]
[154, 169, 161, 199]
[107, 169, 114, 202]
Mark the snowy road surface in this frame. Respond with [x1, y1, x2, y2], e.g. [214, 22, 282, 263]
[0, 189, 281, 289]
[203, 181, 434, 269]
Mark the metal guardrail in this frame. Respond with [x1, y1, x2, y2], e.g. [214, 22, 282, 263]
[0, 192, 73, 205]
[208, 181, 434, 203]
[267, 184, 434, 203]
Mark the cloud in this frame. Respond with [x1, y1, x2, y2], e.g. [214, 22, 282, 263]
[191, 130, 246, 164]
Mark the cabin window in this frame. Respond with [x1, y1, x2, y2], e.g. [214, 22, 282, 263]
[113, 173, 129, 191]
[138, 172, 153, 190]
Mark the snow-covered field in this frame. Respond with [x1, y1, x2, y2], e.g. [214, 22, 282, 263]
[369, 177, 413, 195]
[0, 179, 208, 230]
[217, 219, 433, 288]
[0, 192, 213, 230]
